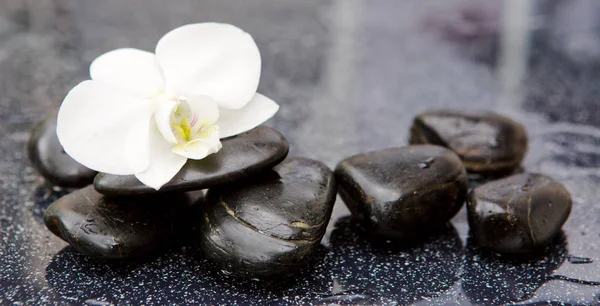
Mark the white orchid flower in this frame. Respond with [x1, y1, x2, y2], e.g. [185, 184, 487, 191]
[56, 23, 279, 190]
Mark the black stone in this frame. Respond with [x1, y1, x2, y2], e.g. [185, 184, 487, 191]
[44, 186, 198, 259]
[198, 157, 337, 278]
[28, 115, 97, 188]
[409, 110, 528, 174]
[335, 145, 468, 240]
[94, 126, 289, 196]
[467, 173, 572, 254]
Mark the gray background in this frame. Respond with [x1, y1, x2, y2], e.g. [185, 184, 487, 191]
[1, 0, 599, 304]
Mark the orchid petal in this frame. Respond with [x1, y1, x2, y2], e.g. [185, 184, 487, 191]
[56, 80, 154, 175]
[185, 95, 220, 135]
[90, 48, 165, 97]
[216, 93, 279, 138]
[134, 124, 187, 190]
[173, 126, 222, 160]
[154, 99, 179, 145]
[155, 23, 261, 109]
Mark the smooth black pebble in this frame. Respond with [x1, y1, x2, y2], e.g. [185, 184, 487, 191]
[198, 157, 337, 278]
[94, 126, 289, 195]
[28, 115, 97, 187]
[335, 145, 468, 240]
[467, 173, 572, 254]
[44, 186, 197, 259]
[410, 110, 528, 174]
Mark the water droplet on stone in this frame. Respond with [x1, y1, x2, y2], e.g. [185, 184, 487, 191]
[418, 157, 435, 169]
[567, 255, 593, 264]
[221, 269, 232, 275]
[370, 215, 378, 224]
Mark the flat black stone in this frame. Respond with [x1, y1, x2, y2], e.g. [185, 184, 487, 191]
[94, 126, 289, 196]
[467, 173, 572, 254]
[198, 157, 337, 278]
[28, 115, 97, 188]
[335, 145, 468, 240]
[44, 186, 198, 259]
[409, 110, 528, 174]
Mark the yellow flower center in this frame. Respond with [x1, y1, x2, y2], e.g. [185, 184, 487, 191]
[172, 107, 193, 142]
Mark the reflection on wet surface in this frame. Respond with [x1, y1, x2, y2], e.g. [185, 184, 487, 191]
[42, 218, 460, 305]
[462, 234, 568, 305]
[324, 218, 463, 305]
[1, 0, 600, 304]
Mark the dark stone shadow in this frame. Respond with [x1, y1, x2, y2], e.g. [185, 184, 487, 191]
[46, 243, 332, 305]
[462, 232, 568, 305]
[305, 216, 464, 305]
[467, 166, 525, 190]
[198, 245, 334, 305]
[45, 215, 463, 305]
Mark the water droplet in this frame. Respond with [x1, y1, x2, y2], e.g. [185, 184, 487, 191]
[85, 299, 112, 306]
[369, 215, 378, 224]
[331, 278, 344, 295]
[418, 157, 435, 169]
[221, 269, 232, 275]
[567, 255, 593, 264]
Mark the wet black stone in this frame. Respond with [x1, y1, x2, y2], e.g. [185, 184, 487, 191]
[28, 115, 97, 188]
[409, 110, 528, 174]
[198, 157, 337, 278]
[467, 173, 572, 254]
[44, 186, 198, 259]
[335, 145, 468, 240]
[94, 126, 289, 196]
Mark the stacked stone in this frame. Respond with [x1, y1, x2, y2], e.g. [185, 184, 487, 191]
[29, 115, 336, 278]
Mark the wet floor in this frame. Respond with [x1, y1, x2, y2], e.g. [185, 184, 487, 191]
[1, 0, 599, 304]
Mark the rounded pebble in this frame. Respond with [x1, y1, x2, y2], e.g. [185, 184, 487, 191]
[410, 110, 528, 174]
[44, 186, 198, 258]
[467, 173, 572, 254]
[198, 157, 337, 278]
[335, 145, 468, 240]
[28, 115, 97, 187]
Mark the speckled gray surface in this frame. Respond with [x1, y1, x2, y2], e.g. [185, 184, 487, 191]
[1, 0, 600, 305]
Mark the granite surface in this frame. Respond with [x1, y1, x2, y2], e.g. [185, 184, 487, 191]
[1, 0, 599, 305]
